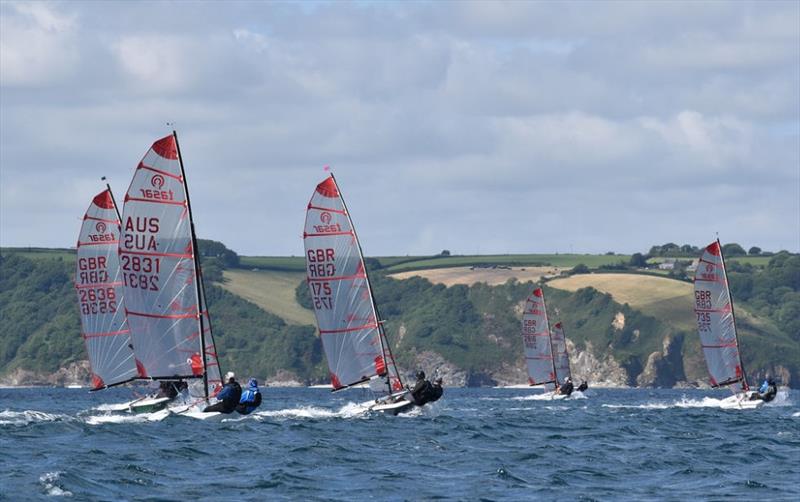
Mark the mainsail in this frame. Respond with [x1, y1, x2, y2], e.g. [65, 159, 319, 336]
[119, 133, 221, 400]
[693, 240, 748, 393]
[551, 322, 572, 384]
[75, 189, 140, 390]
[521, 288, 557, 387]
[303, 174, 404, 394]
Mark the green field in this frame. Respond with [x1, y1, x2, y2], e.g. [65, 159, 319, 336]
[219, 269, 314, 326]
[648, 255, 773, 267]
[0, 247, 76, 263]
[384, 254, 631, 272]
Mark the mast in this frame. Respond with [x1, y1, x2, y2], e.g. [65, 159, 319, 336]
[173, 130, 212, 401]
[330, 173, 401, 392]
[541, 290, 558, 384]
[717, 238, 749, 391]
[103, 179, 123, 223]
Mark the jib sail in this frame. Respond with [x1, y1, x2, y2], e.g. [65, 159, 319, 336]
[303, 174, 403, 394]
[119, 133, 221, 400]
[75, 189, 140, 390]
[551, 322, 572, 384]
[693, 240, 748, 393]
[522, 288, 557, 387]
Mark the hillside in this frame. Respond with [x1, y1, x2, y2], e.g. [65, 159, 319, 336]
[1, 247, 798, 388]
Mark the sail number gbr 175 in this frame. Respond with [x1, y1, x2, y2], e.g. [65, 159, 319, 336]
[120, 255, 160, 291]
[307, 248, 335, 309]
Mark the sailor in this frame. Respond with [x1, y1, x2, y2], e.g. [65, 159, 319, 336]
[236, 378, 263, 415]
[155, 381, 179, 400]
[411, 370, 433, 406]
[429, 377, 444, 403]
[750, 377, 778, 402]
[576, 380, 588, 392]
[557, 377, 574, 396]
[203, 371, 242, 413]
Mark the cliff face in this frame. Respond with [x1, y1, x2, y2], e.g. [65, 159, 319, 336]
[0, 361, 91, 387]
[636, 335, 687, 388]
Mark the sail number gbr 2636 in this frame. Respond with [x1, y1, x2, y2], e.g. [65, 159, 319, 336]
[120, 255, 160, 291]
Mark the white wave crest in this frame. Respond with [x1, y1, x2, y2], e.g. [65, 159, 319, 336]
[791, 411, 800, 418]
[84, 408, 169, 425]
[0, 410, 71, 426]
[39, 471, 72, 497]
[252, 402, 370, 420]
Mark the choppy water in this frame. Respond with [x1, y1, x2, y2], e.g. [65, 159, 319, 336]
[1, 387, 798, 500]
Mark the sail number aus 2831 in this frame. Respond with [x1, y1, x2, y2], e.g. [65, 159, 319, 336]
[121, 256, 160, 291]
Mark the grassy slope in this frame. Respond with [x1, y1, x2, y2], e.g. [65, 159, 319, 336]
[219, 269, 314, 326]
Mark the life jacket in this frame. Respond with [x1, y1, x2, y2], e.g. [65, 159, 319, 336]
[238, 387, 261, 414]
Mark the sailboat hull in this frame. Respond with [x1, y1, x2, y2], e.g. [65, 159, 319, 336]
[369, 398, 416, 415]
[719, 393, 765, 410]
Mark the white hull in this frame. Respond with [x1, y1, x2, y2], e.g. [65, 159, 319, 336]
[719, 393, 765, 410]
[169, 402, 226, 420]
[105, 396, 171, 414]
[369, 398, 416, 415]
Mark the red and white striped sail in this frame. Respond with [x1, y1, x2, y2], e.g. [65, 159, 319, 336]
[75, 189, 140, 390]
[119, 134, 221, 398]
[551, 322, 572, 384]
[303, 175, 403, 393]
[521, 288, 556, 387]
[693, 240, 748, 393]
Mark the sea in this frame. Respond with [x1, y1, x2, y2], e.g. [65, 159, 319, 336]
[1, 387, 798, 501]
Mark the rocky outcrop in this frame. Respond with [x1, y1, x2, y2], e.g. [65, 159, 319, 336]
[636, 335, 686, 388]
[0, 361, 91, 387]
[407, 350, 468, 387]
[569, 340, 629, 387]
[263, 369, 305, 387]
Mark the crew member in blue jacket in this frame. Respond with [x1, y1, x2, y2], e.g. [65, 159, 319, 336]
[750, 377, 778, 402]
[236, 378, 263, 415]
[203, 371, 242, 413]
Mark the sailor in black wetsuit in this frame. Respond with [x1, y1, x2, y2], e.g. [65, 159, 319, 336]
[203, 372, 242, 413]
[557, 377, 574, 397]
[749, 378, 778, 402]
[429, 377, 444, 403]
[411, 371, 433, 406]
[576, 380, 588, 392]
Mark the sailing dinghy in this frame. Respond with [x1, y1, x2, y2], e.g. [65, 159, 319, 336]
[521, 288, 571, 399]
[119, 132, 224, 418]
[76, 187, 143, 400]
[694, 240, 763, 409]
[303, 174, 415, 415]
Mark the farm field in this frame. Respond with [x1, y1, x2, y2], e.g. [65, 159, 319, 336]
[548, 273, 696, 330]
[389, 266, 563, 287]
[384, 254, 630, 272]
[219, 269, 314, 326]
[0, 247, 75, 263]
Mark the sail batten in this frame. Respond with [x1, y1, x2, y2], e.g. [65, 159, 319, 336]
[303, 174, 404, 395]
[119, 133, 221, 400]
[521, 288, 557, 387]
[693, 240, 748, 394]
[75, 188, 140, 390]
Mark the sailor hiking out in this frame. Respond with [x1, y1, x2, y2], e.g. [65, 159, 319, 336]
[750, 378, 778, 403]
[203, 372, 242, 414]
[236, 378, 263, 415]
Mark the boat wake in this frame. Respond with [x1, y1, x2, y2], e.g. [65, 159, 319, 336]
[0, 410, 72, 426]
[39, 471, 72, 497]
[511, 391, 586, 401]
[252, 402, 371, 420]
[84, 409, 170, 425]
[603, 391, 792, 411]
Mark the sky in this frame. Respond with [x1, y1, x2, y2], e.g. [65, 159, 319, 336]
[1, 0, 798, 257]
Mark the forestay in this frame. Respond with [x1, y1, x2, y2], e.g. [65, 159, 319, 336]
[119, 134, 221, 398]
[693, 240, 748, 393]
[551, 322, 572, 384]
[521, 288, 556, 387]
[303, 175, 403, 393]
[75, 189, 140, 390]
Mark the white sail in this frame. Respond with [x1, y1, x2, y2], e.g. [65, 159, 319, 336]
[551, 322, 571, 384]
[303, 174, 403, 394]
[693, 240, 748, 393]
[521, 288, 556, 387]
[119, 133, 221, 399]
[75, 189, 140, 389]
